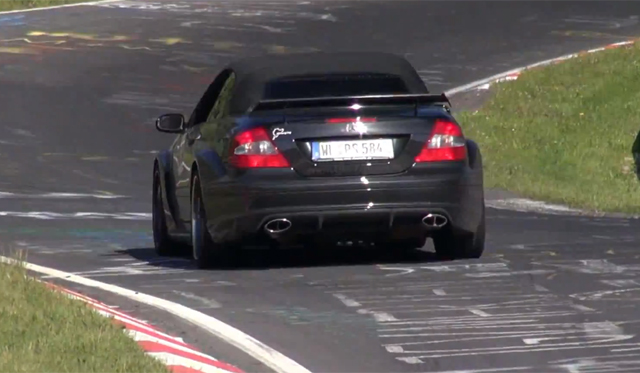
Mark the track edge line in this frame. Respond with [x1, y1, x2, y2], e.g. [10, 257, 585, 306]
[0, 255, 313, 373]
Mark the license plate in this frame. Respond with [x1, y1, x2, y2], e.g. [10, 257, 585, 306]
[311, 139, 394, 161]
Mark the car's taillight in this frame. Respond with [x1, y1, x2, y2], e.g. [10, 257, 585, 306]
[414, 119, 467, 162]
[229, 127, 290, 168]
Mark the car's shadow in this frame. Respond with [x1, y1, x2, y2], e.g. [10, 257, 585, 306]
[106, 240, 451, 271]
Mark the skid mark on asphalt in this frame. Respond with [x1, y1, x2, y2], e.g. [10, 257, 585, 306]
[1, 229, 154, 264]
[139, 279, 237, 289]
[172, 290, 222, 309]
[246, 306, 379, 327]
[39, 256, 194, 279]
[0, 190, 127, 199]
[378, 261, 511, 277]
[12, 241, 95, 255]
[1, 227, 150, 239]
[0, 31, 191, 55]
[94, 0, 339, 22]
[561, 15, 639, 29]
[2, 240, 202, 305]
[103, 91, 194, 111]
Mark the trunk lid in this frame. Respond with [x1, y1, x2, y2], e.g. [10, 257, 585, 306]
[247, 93, 453, 177]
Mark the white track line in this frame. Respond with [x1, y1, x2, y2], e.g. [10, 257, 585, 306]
[0, 191, 127, 199]
[0, 0, 118, 15]
[445, 39, 636, 96]
[486, 198, 584, 216]
[0, 212, 151, 220]
[445, 65, 532, 96]
[0, 256, 312, 373]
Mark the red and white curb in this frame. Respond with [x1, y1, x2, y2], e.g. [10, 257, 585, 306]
[45, 282, 245, 373]
[445, 39, 638, 96]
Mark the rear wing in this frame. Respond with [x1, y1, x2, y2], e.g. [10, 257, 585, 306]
[248, 93, 451, 113]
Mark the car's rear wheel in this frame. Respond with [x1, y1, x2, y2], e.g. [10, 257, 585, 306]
[191, 174, 237, 269]
[152, 168, 186, 256]
[433, 209, 485, 259]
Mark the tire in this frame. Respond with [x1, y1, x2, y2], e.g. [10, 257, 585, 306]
[152, 168, 186, 256]
[190, 174, 237, 269]
[433, 208, 485, 259]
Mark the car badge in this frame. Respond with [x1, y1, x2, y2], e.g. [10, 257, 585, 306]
[272, 127, 292, 140]
[345, 117, 368, 134]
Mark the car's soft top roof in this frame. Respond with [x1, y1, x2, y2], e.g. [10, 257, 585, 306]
[224, 51, 429, 114]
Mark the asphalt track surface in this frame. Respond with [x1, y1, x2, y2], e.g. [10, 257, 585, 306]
[4, 1, 640, 372]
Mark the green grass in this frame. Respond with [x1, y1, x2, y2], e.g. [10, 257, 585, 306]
[458, 42, 640, 214]
[0, 254, 170, 373]
[0, 0, 90, 11]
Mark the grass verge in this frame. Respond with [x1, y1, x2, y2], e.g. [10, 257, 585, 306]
[0, 253, 169, 373]
[0, 0, 90, 11]
[458, 42, 640, 214]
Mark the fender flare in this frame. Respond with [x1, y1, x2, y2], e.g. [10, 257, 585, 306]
[193, 148, 227, 181]
[190, 149, 227, 235]
[154, 150, 180, 226]
[465, 139, 484, 188]
[466, 139, 482, 170]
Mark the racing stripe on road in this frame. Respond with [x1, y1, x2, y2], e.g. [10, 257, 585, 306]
[46, 283, 244, 373]
[447, 39, 638, 94]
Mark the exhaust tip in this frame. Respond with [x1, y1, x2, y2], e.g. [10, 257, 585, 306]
[422, 213, 448, 228]
[264, 218, 292, 235]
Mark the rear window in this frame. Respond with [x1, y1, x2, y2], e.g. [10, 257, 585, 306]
[263, 73, 410, 100]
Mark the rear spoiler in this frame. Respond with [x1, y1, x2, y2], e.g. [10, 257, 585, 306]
[249, 93, 451, 113]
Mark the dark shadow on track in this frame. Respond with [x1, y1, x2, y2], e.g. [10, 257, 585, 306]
[107, 242, 450, 271]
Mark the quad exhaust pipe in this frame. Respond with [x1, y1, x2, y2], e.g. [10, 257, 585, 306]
[263, 214, 445, 238]
[264, 218, 292, 237]
[422, 213, 448, 228]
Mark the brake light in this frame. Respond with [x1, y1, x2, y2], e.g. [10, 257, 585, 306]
[325, 117, 377, 124]
[229, 127, 290, 168]
[414, 119, 467, 162]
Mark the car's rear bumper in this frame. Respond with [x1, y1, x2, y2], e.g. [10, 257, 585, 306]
[201, 171, 484, 243]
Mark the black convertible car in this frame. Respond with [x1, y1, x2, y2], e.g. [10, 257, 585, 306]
[152, 51, 485, 268]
